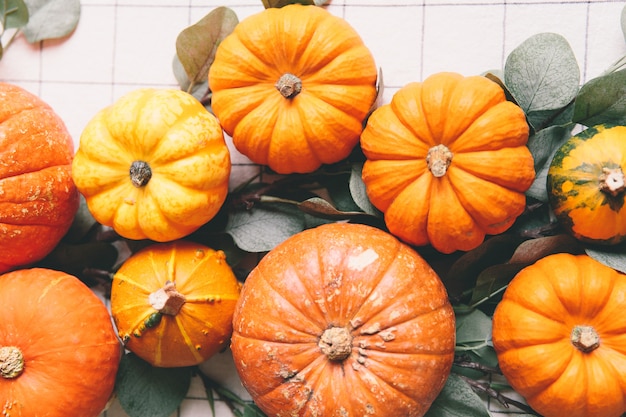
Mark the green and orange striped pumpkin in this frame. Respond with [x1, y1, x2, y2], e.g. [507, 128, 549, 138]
[547, 124, 626, 245]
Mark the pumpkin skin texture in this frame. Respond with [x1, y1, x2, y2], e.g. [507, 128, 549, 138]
[492, 253, 626, 417]
[71, 88, 231, 242]
[547, 124, 626, 245]
[231, 223, 456, 417]
[110, 240, 241, 367]
[0, 83, 80, 273]
[360, 72, 535, 254]
[0, 268, 121, 417]
[208, 4, 378, 175]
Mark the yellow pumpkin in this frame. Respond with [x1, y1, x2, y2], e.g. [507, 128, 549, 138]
[208, 4, 378, 174]
[71, 88, 231, 242]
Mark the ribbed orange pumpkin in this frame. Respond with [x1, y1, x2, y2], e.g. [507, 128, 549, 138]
[0, 83, 79, 273]
[110, 240, 241, 367]
[208, 4, 378, 174]
[72, 88, 231, 242]
[360, 72, 535, 254]
[492, 253, 626, 417]
[0, 268, 121, 417]
[231, 223, 456, 417]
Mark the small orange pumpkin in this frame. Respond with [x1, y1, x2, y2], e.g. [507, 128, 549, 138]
[110, 240, 241, 367]
[208, 4, 378, 174]
[71, 88, 231, 242]
[0, 83, 79, 273]
[492, 253, 626, 417]
[231, 223, 456, 417]
[360, 72, 535, 254]
[0, 268, 121, 417]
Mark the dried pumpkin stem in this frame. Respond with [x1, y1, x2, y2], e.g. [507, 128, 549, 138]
[275, 73, 302, 99]
[571, 325, 600, 353]
[599, 167, 625, 196]
[0, 346, 24, 379]
[427, 144, 453, 178]
[319, 326, 353, 361]
[129, 160, 152, 188]
[149, 281, 186, 316]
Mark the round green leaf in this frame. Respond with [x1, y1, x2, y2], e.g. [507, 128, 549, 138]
[115, 353, 192, 417]
[572, 69, 626, 127]
[2, 0, 29, 30]
[22, 0, 80, 43]
[424, 373, 491, 417]
[504, 33, 580, 130]
[585, 243, 626, 274]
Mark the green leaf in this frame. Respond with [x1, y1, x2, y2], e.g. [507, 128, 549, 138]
[1, 0, 29, 29]
[21, 0, 80, 43]
[116, 353, 193, 417]
[176, 6, 238, 91]
[468, 263, 527, 313]
[172, 54, 210, 105]
[424, 373, 491, 417]
[261, 0, 321, 8]
[225, 203, 305, 252]
[349, 163, 381, 216]
[298, 197, 376, 220]
[509, 234, 583, 265]
[572, 69, 626, 127]
[525, 125, 574, 202]
[455, 309, 494, 351]
[585, 242, 626, 274]
[504, 32, 580, 131]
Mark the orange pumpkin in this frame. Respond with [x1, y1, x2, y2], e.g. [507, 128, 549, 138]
[360, 72, 535, 254]
[71, 88, 231, 242]
[110, 240, 241, 367]
[492, 253, 626, 417]
[231, 222, 456, 417]
[0, 83, 79, 273]
[0, 268, 121, 417]
[208, 4, 378, 174]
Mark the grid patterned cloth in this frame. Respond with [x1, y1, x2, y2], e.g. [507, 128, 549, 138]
[1, 1, 625, 416]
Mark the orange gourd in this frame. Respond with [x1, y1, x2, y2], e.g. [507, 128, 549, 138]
[0, 268, 121, 417]
[231, 222, 455, 417]
[208, 4, 378, 174]
[71, 88, 231, 242]
[110, 240, 241, 367]
[360, 72, 535, 254]
[492, 253, 626, 417]
[0, 83, 79, 273]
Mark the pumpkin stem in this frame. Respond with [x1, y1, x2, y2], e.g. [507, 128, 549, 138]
[0, 346, 24, 379]
[130, 160, 152, 188]
[149, 281, 186, 316]
[427, 144, 454, 178]
[319, 326, 353, 361]
[599, 167, 625, 197]
[275, 73, 302, 99]
[571, 325, 600, 353]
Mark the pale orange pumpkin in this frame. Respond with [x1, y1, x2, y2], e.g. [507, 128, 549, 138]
[231, 222, 456, 417]
[110, 240, 241, 367]
[361, 72, 535, 254]
[208, 4, 378, 174]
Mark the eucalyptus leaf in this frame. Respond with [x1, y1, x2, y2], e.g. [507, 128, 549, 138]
[349, 163, 381, 216]
[225, 203, 305, 252]
[116, 353, 192, 417]
[298, 197, 375, 220]
[455, 309, 493, 349]
[423, 373, 491, 417]
[172, 54, 211, 105]
[468, 263, 527, 310]
[504, 33, 579, 131]
[1, 0, 29, 30]
[21, 0, 80, 43]
[176, 6, 238, 90]
[525, 125, 574, 202]
[509, 234, 583, 265]
[585, 243, 626, 274]
[321, 172, 362, 212]
[621, 3, 626, 43]
[572, 69, 626, 127]
[261, 0, 323, 8]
